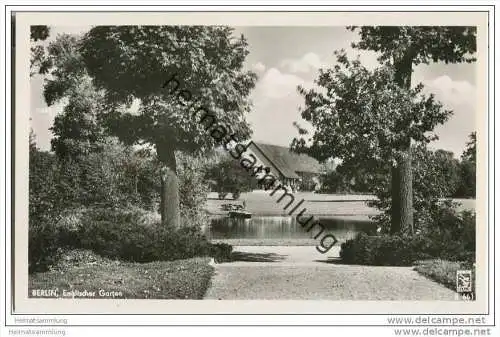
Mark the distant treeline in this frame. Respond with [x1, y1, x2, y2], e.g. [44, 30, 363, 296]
[319, 133, 476, 199]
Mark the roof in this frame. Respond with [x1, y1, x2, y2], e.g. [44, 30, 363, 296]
[251, 142, 322, 179]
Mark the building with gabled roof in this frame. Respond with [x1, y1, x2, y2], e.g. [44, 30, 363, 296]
[247, 141, 323, 191]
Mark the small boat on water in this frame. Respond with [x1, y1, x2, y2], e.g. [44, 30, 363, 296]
[228, 210, 252, 219]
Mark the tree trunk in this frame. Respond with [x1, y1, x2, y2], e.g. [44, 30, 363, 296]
[390, 165, 401, 234]
[399, 149, 414, 235]
[156, 141, 181, 228]
[391, 55, 414, 235]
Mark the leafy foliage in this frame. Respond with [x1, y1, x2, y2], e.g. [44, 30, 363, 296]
[34, 34, 111, 160]
[78, 26, 257, 153]
[29, 139, 160, 271]
[292, 30, 476, 233]
[205, 154, 256, 194]
[75, 208, 225, 263]
[340, 232, 425, 266]
[29, 139, 218, 271]
[343, 26, 477, 233]
[462, 132, 477, 165]
[455, 161, 476, 198]
[454, 132, 476, 198]
[70, 140, 158, 209]
[369, 146, 463, 233]
[348, 26, 477, 67]
[29, 139, 63, 272]
[49, 77, 108, 158]
[319, 169, 349, 193]
[208, 243, 234, 263]
[39, 33, 89, 98]
[75, 26, 257, 227]
[177, 152, 210, 213]
[292, 50, 452, 173]
[30, 25, 50, 76]
[31, 25, 50, 41]
[176, 152, 211, 229]
[340, 206, 475, 266]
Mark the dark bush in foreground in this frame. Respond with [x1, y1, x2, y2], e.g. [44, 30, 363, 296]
[340, 206, 476, 266]
[29, 221, 63, 273]
[340, 231, 475, 266]
[77, 208, 230, 263]
[425, 207, 476, 262]
[29, 206, 231, 272]
[29, 143, 66, 273]
[209, 243, 233, 262]
[340, 233, 427, 266]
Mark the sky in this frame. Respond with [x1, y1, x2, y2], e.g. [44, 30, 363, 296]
[30, 26, 477, 158]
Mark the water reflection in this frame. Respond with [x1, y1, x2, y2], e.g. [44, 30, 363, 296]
[206, 215, 376, 242]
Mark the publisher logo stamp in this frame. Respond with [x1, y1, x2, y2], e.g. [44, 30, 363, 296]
[457, 270, 472, 292]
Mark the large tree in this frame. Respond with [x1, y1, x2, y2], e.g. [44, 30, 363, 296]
[292, 51, 452, 234]
[455, 132, 476, 198]
[34, 33, 108, 159]
[78, 26, 257, 228]
[347, 26, 476, 234]
[205, 154, 256, 197]
[30, 25, 53, 77]
[462, 131, 477, 165]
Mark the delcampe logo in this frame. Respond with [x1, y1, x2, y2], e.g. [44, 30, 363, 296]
[456, 270, 473, 293]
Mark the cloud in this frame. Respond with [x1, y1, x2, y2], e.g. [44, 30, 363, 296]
[255, 67, 313, 99]
[280, 52, 326, 74]
[252, 61, 266, 73]
[245, 66, 319, 147]
[422, 76, 476, 157]
[422, 75, 475, 108]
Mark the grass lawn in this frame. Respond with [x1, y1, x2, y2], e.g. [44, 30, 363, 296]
[206, 191, 379, 216]
[29, 250, 214, 299]
[414, 259, 475, 293]
[206, 191, 474, 217]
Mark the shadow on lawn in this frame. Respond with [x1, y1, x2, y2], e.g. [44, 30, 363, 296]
[313, 257, 340, 264]
[230, 251, 287, 262]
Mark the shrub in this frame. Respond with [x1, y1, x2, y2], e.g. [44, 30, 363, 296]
[204, 155, 256, 194]
[418, 203, 476, 263]
[340, 233, 427, 266]
[53, 208, 86, 249]
[29, 142, 65, 273]
[77, 207, 229, 263]
[209, 243, 233, 262]
[369, 145, 467, 235]
[71, 140, 161, 210]
[177, 152, 210, 214]
[78, 208, 161, 262]
[29, 220, 64, 273]
[340, 207, 476, 266]
[181, 208, 209, 231]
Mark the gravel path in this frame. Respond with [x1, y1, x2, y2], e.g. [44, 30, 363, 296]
[204, 246, 458, 300]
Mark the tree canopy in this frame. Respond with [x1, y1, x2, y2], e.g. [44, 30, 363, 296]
[75, 26, 257, 227]
[462, 131, 477, 165]
[78, 26, 257, 153]
[205, 154, 256, 194]
[292, 50, 452, 169]
[30, 25, 50, 76]
[349, 26, 476, 66]
[319, 26, 476, 234]
[35, 33, 107, 158]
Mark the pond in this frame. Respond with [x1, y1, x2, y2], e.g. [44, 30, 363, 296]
[205, 215, 377, 242]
